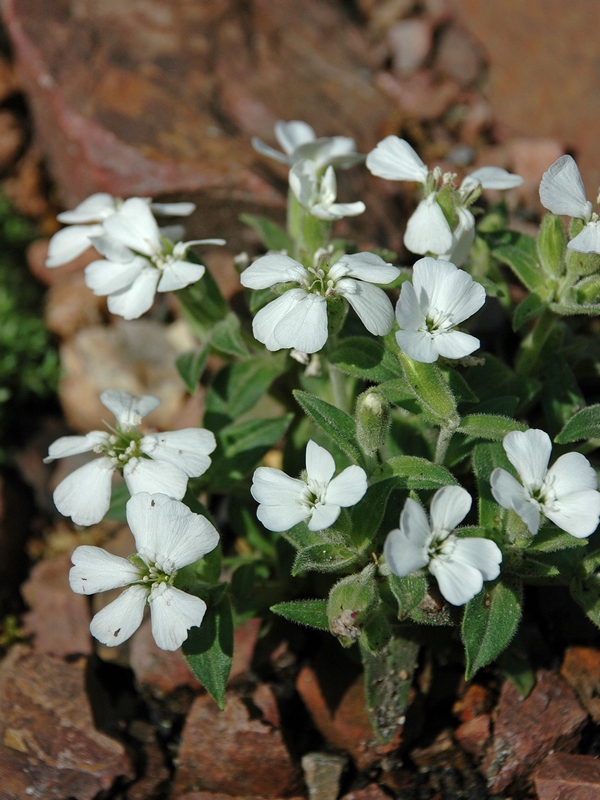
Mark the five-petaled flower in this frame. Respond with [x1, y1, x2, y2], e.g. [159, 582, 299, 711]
[539, 154, 600, 254]
[251, 439, 368, 532]
[240, 251, 400, 353]
[45, 389, 216, 526]
[490, 429, 600, 538]
[82, 198, 225, 319]
[69, 493, 219, 650]
[46, 193, 197, 268]
[395, 257, 486, 362]
[289, 159, 365, 221]
[366, 136, 523, 265]
[252, 120, 362, 170]
[384, 485, 502, 606]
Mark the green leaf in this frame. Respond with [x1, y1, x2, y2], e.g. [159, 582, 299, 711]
[183, 589, 233, 709]
[555, 404, 600, 443]
[472, 442, 512, 529]
[550, 300, 600, 316]
[239, 213, 294, 253]
[176, 344, 210, 393]
[209, 313, 251, 358]
[388, 573, 428, 619]
[490, 231, 542, 292]
[525, 526, 589, 553]
[177, 263, 227, 328]
[571, 570, 600, 628]
[575, 273, 600, 303]
[537, 213, 566, 278]
[270, 600, 329, 630]
[373, 455, 459, 489]
[458, 414, 527, 441]
[443, 367, 479, 404]
[397, 351, 458, 424]
[462, 575, 523, 679]
[205, 355, 286, 427]
[542, 357, 585, 437]
[293, 389, 363, 465]
[351, 480, 396, 549]
[292, 543, 360, 575]
[512, 292, 549, 332]
[378, 378, 420, 413]
[329, 337, 403, 382]
[105, 481, 130, 522]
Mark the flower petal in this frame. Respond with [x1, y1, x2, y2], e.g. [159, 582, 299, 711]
[150, 201, 196, 216]
[539, 155, 592, 220]
[502, 429, 552, 490]
[395, 329, 438, 362]
[251, 136, 292, 165]
[336, 279, 395, 336]
[305, 440, 336, 485]
[107, 268, 160, 319]
[100, 389, 160, 426]
[544, 490, 600, 538]
[140, 428, 216, 477]
[437, 207, 476, 267]
[149, 584, 207, 650]
[272, 292, 328, 353]
[69, 545, 140, 594]
[46, 224, 103, 267]
[412, 258, 486, 325]
[395, 280, 425, 332]
[84, 257, 145, 296]
[429, 556, 484, 605]
[295, 137, 362, 170]
[53, 458, 115, 525]
[463, 167, 524, 191]
[430, 486, 472, 533]
[308, 503, 341, 531]
[257, 502, 309, 532]
[88, 233, 136, 262]
[311, 201, 365, 220]
[44, 431, 109, 462]
[490, 467, 541, 535]
[240, 254, 308, 289]
[251, 467, 306, 506]
[404, 196, 453, 256]
[384, 526, 430, 578]
[330, 252, 400, 284]
[123, 457, 188, 500]
[251, 290, 304, 351]
[567, 220, 600, 254]
[546, 451, 599, 496]
[366, 136, 428, 183]
[450, 537, 502, 581]
[57, 193, 117, 223]
[102, 197, 161, 255]
[90, 584, 147, 646]
[434, 330, 481, 360]
[324, 465, 368, 507]
[157, 259, 205, 292]
[275, 120, 315, 155]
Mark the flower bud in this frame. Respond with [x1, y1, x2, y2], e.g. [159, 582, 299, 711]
[355, 389, 390, 455]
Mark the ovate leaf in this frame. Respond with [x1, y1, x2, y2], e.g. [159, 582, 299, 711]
[270, 599, 329, 630]
[555, 405, 600, 443]
[294, 389, 363, 465]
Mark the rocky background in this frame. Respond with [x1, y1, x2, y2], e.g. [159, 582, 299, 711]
[1, 1, 600, 798]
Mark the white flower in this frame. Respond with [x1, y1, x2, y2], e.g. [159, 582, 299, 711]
[46, 193, 197, 268]
[69, 492, 219, 650]
[251, 439, 368, 532]
[289, 159, 365, 221]
[252, 120, 362, 170]
[240, 251, 400, 353]
[44, 389, 216, 526]
[82, 198, 225, 319]
[395, 257, 486, 363]
[384, 486, 502, 606]
[490, 429, 600, 538]
[539, 155, 600, 254]
[366, 136, 523, 264]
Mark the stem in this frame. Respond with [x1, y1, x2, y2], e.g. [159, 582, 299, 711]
[329, 361, 351, 414]
[515, 308, 558, 378]
[434, 425, 455, 465]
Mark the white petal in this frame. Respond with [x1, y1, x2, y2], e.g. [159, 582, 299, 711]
[396, 280, 426, 332]
[503, 429, 551, 489]
[567, 220, 600, 254]
[336, 279, 395, 336]
[257, 502, 309, 532]
[490, 467, 541, 535]
[102, 198, 161, 256]
[311, 201, 366, 221]
[404, 196, 453, 256]
[251, 467, 306, 505]
[251, 290, 304, 351]
[366, 136, 428, 183]
[90, 584, 147, 646]
[88, 233, 136, 262]
[450, 537, 502, 581]
[272, 292, 328, 353]
[463, 167, 524, 191]
[395, 329, 438, 363]
[275, 120, 315, 155]
[150, 201, 196, 216]
[46, 225, 102, 267]
[307, 503, 341, 531]
[546, 451, 598, 496]
[400, 497, 432, 545]
[53, 458, 115, 525]
[384, 526, 430, 578]
[149, 584, 207, 650]
[289, 159, 318, 208]
[412, 258, 486, 325]
[296, 137, 361, 170]
[539, 155, 592, 219]
[107, 268, 160, 319]
[126, 492, 219, 568]
[330, 252, 401, 284]
[57, 193, 117, 223]
[429, 557, 484, 606]
[44, 431, 108, 462]
[140, 429, 216, 477]
[240, 254, 308, 289]
[100, 389, 160, 426]
[157, 259, 205, 292]
[69, 545, 140, 594]
[324, 465, 368, 507]
[434, 330, 481, 359]
[84, 257, 145, 295]
[545, 490, 600, 538]
[305, 440, 336, 485]
[123, 457, 188, 500]
[430, 485, 472, 533]
[251, 136, 292, 165]
[437, 207, 476, 267]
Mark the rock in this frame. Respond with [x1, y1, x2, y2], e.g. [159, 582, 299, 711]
[453, 713, 490, 760]
[172, 689, 303, 798]
[561, 646, 600, 724]
[434, 24, 486, 87]
[2, 149, 49, 218]
[27, 237, 98, 287]
[341, 784, 390, 800]
[129, 619, 203, 696]
[3, 0, 395, 247]
[452, 683, 492, 723]
[45, 271, 104, 339]
[20, 552, 92, 657]
[374, 69, 461, 120]
[410, 728, 456, 771]
[0, 645, 132, 800]
[534, 752, 600, 800]
[127, 719, 170, 800]
[387, 18, 433, 75]
[506, 137, 566, 207]
[302, 752, 348, 800]
[359, 0, 416, 33]
[177, 795, 304, 800]
[482, 670, 588, 794]
[0, 109, 25, 173]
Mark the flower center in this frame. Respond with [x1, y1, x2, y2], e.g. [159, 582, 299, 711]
[95, 426, 143, 467]
[130, 553, 176, 590]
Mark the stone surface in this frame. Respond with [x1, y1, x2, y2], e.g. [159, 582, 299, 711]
[482, 670, 587, 794]
[561, 646, 600, 724]
[341, 784, 390, 800]
[27, 237, 97, 287]
[387, 18, 433, 75]
[450, 0, 600, 195]
[172, 689, 303, 798]
[127, 719, 170, 800]
[0, 645, 132, 800]
[453, 713, 490, 760]
[434, 24, 485, 87]
[44, 271, 105, 339]
[452, 682, 492, 723]
[20, 552, 92, 657]
[374, 68, 461, 120]
[302, 751, 348, 800]
[534, 752, 600, 800]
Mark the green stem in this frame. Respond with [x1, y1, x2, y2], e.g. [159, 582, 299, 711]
[329, 361, 351, 415]
[515, 308, 558, 378]
[434, 425, 455, 465]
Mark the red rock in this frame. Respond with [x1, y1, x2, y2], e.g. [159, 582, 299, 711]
[129, 619, 203, 696]
[534, 752, 600, 800]
[434, 24, 485, 87]
[172, 690, 303, 798]
[374, 69, 461, 120]
[178, 795, 304, 800]
[21, 552, 92, 658]
[295, 662, 402, 772]
[301, 751, 347, 800]
[453, 713, 490, 760]
[230, 617, 262, 683]
[0, 645, 132, 800]
[127, 720, 170, 800]
[561, 646, 600, 724]
[342, 784, 390, 800]
[27, 237, 100, 287]
[482, 671, 587, 794]
[410, 728, 456, 770]
[45, 271, 104, 339]
[506, 137, 566, 207]
[387, 18, 433, 75]
[452, 683, 492, 723]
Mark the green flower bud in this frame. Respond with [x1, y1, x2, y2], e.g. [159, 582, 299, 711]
[355, 389, 390, 455]
[537, 213, 566, 278]
[327, 565, 377, 647]
[326, 294, 348, 337]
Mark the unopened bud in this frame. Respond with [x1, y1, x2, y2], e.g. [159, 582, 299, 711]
[355, 389, 390, 455]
